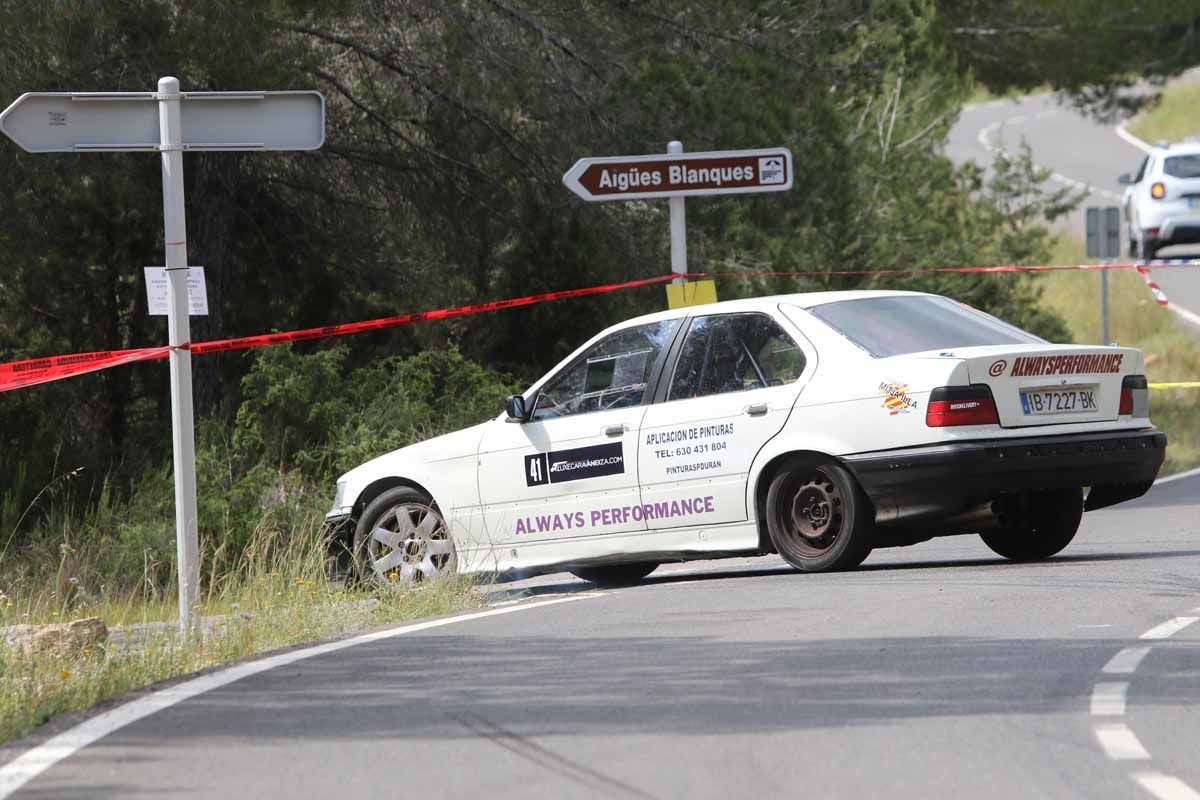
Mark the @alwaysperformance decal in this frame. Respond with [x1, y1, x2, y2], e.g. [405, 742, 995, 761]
[525, 442, 624, 487]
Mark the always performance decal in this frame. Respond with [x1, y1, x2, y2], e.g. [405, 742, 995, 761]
[1007, 353, 1124, 377]
[515, 495, 716, 535]
[525, 442, 624, 487]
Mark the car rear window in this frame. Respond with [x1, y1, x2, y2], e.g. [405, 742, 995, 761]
[1164, 154, 1200, 178]
[804, 295, 1044, 358]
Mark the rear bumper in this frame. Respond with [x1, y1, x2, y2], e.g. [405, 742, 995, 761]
[842, 429, 1167, 525]
[1158, 217, 1200, 244]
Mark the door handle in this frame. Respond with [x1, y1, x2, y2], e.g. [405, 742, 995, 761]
[604, 424, 628, 437]
[745, 403, 769, 417]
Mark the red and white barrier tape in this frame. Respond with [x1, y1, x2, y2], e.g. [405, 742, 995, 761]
[0, 275, 675, 393]
[2, 260, 1196, 394]
[1135, 265, 1170, 307]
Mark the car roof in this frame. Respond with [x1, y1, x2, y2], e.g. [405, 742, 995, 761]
[615, 288, 933, 329]
[1152, 141, 1200, 157]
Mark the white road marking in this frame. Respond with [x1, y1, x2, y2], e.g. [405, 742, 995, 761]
[1140, 617, 1199, 640]
[1133, 772, 1200, 800]
[1103, 646, 1153, 674]
[1116, 123, 1154, 154]
[1164, 299, 1200, 330]
[0, 594, 601, 799]
[1155, 465, 1200, 486]
[977, 121, 1001, 151]
[1091, 682, 1129, 715]
[1095, 723, 1152, 760]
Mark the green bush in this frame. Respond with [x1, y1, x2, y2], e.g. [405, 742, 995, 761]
[1, 347, 518, 601]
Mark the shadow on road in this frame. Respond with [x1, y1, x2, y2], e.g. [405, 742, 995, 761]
[488, 546, 1200, 601]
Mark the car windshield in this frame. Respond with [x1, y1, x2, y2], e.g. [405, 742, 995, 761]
[804, 295, 1044, 358]
[1164, 154, 1200, 178]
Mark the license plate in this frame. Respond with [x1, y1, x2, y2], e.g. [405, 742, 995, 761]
[1020, 387, 1098, 415]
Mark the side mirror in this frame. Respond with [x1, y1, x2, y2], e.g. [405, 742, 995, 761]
[505, 394, 528, 423]
[1118, 173, 1133, 185]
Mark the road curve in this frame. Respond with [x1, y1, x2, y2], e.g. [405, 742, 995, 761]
[2, 472, 1198, 799]
[947, 91, 1200, 331]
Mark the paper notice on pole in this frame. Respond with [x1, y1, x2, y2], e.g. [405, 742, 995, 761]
[144, 267, 209, 316]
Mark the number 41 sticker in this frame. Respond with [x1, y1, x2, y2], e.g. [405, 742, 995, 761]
[525, 453, 549, 487]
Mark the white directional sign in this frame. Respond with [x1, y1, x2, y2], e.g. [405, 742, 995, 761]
[0, 77, 325, 639]
[0, 91, 324, 153]
[563, 146, 793, 202]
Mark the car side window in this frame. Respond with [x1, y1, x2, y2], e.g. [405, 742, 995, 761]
[531, 320, 680, 420]
[669, 313, 805, 400]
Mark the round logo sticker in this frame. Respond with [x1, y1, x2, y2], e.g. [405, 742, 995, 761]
[988, 360, 1008, 377]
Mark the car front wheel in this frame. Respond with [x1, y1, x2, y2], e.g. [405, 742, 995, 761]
[353, 486, 457, 583]
[765, 460, 874, 572]
[1138, 232, 1159, 261]
[979, 488, 1083, 561]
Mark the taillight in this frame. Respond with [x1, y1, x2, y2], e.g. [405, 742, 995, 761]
[1151, 182, 1166, 199]
[1120, 374, 1148, 416]
[926, 385, 1000, 427]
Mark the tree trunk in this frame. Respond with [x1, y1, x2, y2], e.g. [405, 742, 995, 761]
[188, 153, 242, 417]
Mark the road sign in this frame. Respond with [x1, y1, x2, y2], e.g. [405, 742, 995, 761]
[562, 146, 793, 202]
[0, 77, 325, 638]
[0, 91, 324, 153]
[1085, 205, 1123, 346]
[145, 267, 208, 316]
[1085, 206, 1121, 259]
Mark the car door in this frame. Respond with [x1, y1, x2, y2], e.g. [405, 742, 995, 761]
[638, 311, 810, 527]
[477, 319, 682, 549]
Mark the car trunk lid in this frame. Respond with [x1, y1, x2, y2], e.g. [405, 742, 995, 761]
[952, 345, 1139, 428]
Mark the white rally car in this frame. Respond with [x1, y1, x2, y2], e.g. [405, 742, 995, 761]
[325, 290, 1166, 585]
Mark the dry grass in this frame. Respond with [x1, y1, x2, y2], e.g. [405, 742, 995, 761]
[0, 511, 482, 744]
[1127, 80, 1200, 145]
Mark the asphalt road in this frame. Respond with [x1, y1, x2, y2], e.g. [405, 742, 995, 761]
[2, 471, 1198, 799]
[946, 90, 1200, 332]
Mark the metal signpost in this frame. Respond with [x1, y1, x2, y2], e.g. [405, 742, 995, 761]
[1, 78, 324, 636]
[1085, 206, 1122, 345]
[563, 143, 793, 284]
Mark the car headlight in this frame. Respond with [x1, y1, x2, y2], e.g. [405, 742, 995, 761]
[331, 479, 347, 512]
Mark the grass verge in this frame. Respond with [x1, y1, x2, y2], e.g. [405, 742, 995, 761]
[1127, 79, 1200, 144]
[0, 512, 483, 745]
[1037, 234, 1200, 473]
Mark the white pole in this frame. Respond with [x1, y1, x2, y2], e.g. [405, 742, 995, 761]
[157, 76, 200, 638]
[668, 140, 687, 284]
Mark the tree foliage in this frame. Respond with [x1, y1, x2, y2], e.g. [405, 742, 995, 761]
[1, 0, 1087, 536]
[938, 0, 1200, 116]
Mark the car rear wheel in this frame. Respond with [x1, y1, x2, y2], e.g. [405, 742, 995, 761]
[569, 562, 658, 587]
[353, 486, 457, 583]
[765, 461, 874, 572]
[979, 488, 1083, 561]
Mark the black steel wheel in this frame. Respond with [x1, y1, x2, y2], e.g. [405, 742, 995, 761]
[765, 461, 874, 572]
[980, 488, 1083, 561]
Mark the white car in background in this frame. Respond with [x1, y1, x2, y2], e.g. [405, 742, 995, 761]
[1120, 140, 1200, 259]
[325, 291, 1166, 586]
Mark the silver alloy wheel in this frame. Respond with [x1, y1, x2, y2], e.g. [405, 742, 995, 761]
[365, 502, 456, 582]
